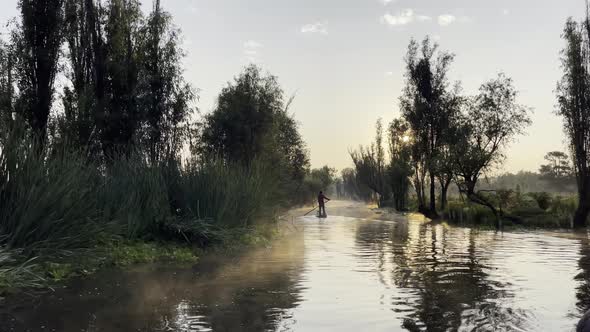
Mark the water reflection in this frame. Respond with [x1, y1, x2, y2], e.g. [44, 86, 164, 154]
[576, 231, 590, 315]
[3, 208, 590, 331]
[1, 230, 305, 332]
[354, 216, 572, 331]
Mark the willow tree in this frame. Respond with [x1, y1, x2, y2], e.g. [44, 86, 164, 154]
[400, 37, 455, 217]
[454, 74, 531, 229]
[557, 17, 590, 227]
[350, 119, 390, 207]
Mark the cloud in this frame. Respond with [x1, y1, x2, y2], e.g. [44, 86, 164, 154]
[301, 22, 328, 34]
[502, 9, 510, 16]
[381, 9, 430, 26]
[381, 0, 396, 4]
[244, 40, 262, 49]
[243, 40, 262, 61]
[438, 14, 456, 26]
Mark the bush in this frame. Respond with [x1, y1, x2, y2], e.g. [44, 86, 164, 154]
[444, 200, 496, 226]
[527, 192, 552, 210]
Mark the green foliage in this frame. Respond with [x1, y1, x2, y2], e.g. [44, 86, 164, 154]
[0, 250, 42, 291]
[310, 166, 336, 190]
[445, 201, 496, 226]
[100, 155, 172, 239]
[14, 0, 65, 143]
[198, 65, 309, 207]
[181, 159, 277, 229]
[0, 131, 105, 255]
[556, 17, 590, 226]
[527, 192, 553, 210]
[340, 168, 373, 201]
[199, 65, 284, 163]
[108, 241, 197, 266]
[46, 262, 73, 281]
[350, 119, 391, 207]
[400, 37, 457, 214]
[444, 192, 578, 229]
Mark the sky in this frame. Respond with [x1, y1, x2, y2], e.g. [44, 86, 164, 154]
[0, 0, 585, 174]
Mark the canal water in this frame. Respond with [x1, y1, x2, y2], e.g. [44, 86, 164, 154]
[2, 203, 590, 331]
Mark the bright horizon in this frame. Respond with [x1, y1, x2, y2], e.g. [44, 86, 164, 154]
[0, 0, 582, 174]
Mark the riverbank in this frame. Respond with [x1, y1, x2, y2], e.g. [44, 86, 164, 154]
[0, 220, 283, 296]
[0, 201, 396, 296]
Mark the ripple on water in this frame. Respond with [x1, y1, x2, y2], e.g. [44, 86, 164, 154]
[2, 213, 590, 332]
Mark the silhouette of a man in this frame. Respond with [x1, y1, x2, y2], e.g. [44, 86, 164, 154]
[317, 191, 330, 217]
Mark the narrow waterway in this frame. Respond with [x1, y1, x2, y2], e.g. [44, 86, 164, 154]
[2, 201, 590, 332]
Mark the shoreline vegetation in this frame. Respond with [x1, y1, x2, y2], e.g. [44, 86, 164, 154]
[338, 28, 586, 229]
[0, 1, 342, 295]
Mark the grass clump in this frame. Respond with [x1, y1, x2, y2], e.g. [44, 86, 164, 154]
[108, 241, 198, 266]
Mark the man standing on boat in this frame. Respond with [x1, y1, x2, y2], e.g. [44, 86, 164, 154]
[317, 191, 330, 217]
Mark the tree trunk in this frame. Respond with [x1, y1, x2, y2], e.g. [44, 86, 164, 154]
[575, 179, 590, 228]
[429, 172, 437, 217]
[468, 191, 500, 229]
[440, 178, 452, 211]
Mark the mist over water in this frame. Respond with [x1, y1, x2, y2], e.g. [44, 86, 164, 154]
[2, 203, 590, 331]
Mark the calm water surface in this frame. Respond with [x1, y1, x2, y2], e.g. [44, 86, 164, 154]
[3, 207, 590, 331]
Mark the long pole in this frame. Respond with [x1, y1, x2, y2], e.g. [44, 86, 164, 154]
[303, 206, 318, 216]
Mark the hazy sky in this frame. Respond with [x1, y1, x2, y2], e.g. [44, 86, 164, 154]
[0, 0, 585, 173]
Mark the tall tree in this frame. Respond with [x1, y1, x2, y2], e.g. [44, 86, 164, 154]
[137, 0, 195, 163]
[56, 0, 100, 152]
[200, 65, 284, 164]
[387, 118, 413, 211]
[350, 119, 390, 207]
[454, 74, 531, 228]
[539, 151, 574, 179]
[100, 0, 142, 158]
[0, 40, 16, 131]
[14, 0, 65, 145]
[400, 37, 455, 217]
[557, 17, 590, 227]
[433, 88, 462, 210]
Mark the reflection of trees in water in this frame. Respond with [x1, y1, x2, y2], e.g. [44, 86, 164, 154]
[0, 232, 306, 332]
[167, 231, 306, 332]
[354, 219, 529, 332]
[575, 231, 590, 315]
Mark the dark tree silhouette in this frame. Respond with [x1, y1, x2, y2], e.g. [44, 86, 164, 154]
[557, 17, 590, 227]
[200, 65, 284, 164]
[14, 0, 65, 146]
[387, 118, 413, 211]
[0, 41, 16, 131]
[400, 37, 455, 217]
[350, 119, 390, 207]
[136, 0, 195, 163]
[453, 74, 531, 229]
